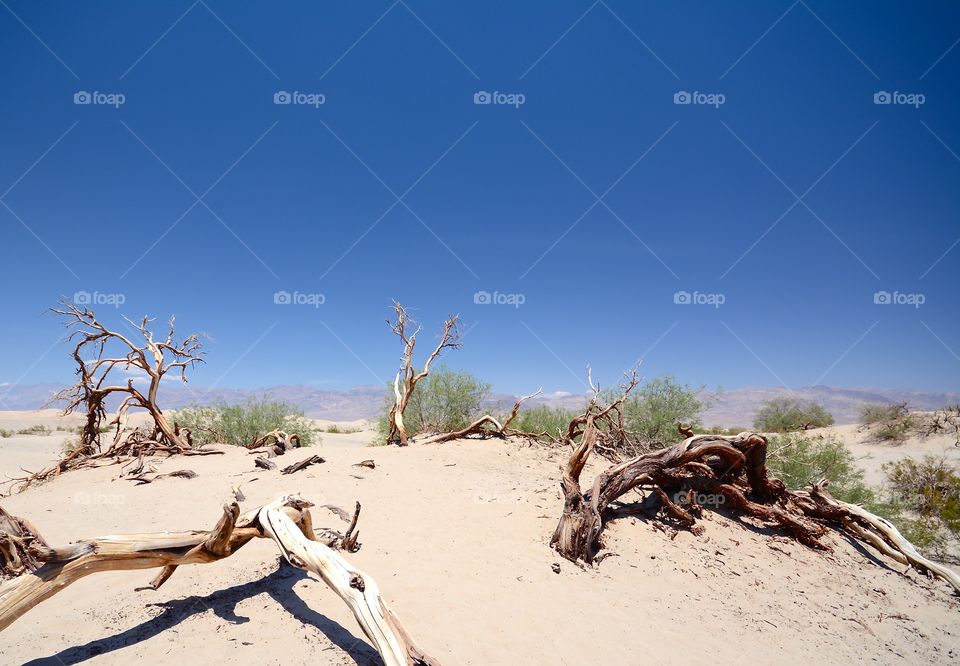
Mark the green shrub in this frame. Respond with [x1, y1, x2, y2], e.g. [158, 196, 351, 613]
[882, 455, 960, 560]
[753, 398, 834, 432]
[767, 433, 877, 507]
[0, 428, 13, 438]
[508, 404, 577, 439]
[175, 398, 317, 447]
[377, 365, 490, 440]
[610, 374, 704, 447]
[859, 402, 914, 443]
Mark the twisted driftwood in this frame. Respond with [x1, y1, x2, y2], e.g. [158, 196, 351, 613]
[0, 496, 438, 665]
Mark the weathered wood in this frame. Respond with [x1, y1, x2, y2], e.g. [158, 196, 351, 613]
[281, 455, 325, 475]
[260, 498, 437, 664]
[254, 456, 277, 471]
[0, 497, 438, 664]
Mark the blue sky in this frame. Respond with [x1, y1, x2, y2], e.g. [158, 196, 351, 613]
[1, 1, 958, 397]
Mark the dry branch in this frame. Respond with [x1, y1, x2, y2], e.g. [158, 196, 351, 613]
[0, 497, 438, 665]
[281, 455, 325, 475]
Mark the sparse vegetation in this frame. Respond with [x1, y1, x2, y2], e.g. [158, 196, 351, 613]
[704, 425, 747, 436]
[753, 398, 834, 432]
[883, 455, 960, 559]
[14, 425, 51, 436]
[766, 433, 885, 512]
[377, 365, 489, 441]
[507, 404, 577, 440]
[325, 424, 360, 434]
[859, 402, 915, 443]
[609, 374, 704, 447]
[176, 399, 317, 448]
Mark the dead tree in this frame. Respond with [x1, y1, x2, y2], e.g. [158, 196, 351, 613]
[2, 302, 218, 495]
[52, 300, 204, 453]
[385, 302, 461, 446]
[0, 496, 439, 665]
[550, 372, 960, 594]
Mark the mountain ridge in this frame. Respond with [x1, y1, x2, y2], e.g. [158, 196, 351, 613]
[1, 383, 956, 426]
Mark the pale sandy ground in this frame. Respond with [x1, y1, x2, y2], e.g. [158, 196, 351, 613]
[1, 410, 959, 665]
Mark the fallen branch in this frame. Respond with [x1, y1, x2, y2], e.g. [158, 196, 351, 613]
[124, 469, 197, 485]
[0, 497, 438, 664]
[423, 389, 548, 444]
[281, 455, 325, 475]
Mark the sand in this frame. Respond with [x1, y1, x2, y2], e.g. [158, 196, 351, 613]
[0, 410, 958, 665]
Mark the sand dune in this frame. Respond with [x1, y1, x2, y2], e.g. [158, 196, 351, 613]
[0, 411, 958, 664]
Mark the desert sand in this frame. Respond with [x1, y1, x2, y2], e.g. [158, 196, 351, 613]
[1, 410, 958, 665]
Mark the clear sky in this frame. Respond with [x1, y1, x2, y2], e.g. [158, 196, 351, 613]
[1, 1, 958, 397]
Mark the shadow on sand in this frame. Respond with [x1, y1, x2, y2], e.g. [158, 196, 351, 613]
[23, 563, 381, 665]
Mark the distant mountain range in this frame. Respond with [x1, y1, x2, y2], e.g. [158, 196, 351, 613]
[1, 383, 956, 426]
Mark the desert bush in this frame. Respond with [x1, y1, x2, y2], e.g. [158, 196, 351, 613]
[0, 428, 13, 438]
[377, 365, 489, 440]
[767, 433, 879, 508]
[753, 398, 834, 432]
[882, 455, 960, 560]
[609, 374, 703, 447]
[325, 424, 360, 434]
[859, 402, 914, 443]
[16, 424, 52, 436]
[704, 426, 747, 436]
[915, 405, 960, 446]
[508, 404, 577, 439]
[176, 398, 317, 447]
